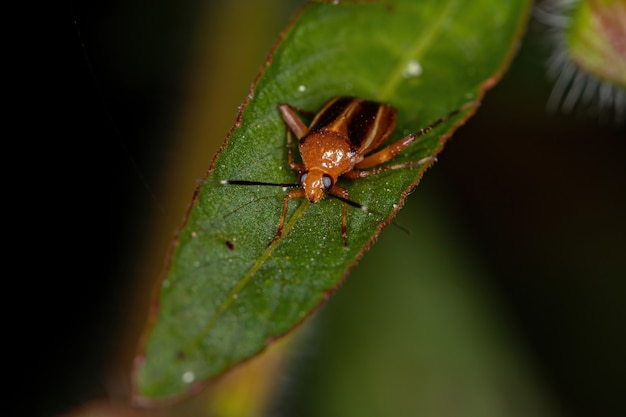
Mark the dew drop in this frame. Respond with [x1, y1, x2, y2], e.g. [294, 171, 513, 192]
[298, 84, 307, 92]
[402, 60, 423, 78]
[182, 371, 195, 384]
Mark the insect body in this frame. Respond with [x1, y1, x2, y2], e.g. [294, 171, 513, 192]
[223, 96, 474, 246]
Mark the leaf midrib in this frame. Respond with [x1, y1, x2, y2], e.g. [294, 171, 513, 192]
[182, 200, 311, 353]
[377, 0, 456, 101]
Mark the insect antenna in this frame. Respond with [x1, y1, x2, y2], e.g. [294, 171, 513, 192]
[409, 100, 480, 140]
[207, 179, 300, 188]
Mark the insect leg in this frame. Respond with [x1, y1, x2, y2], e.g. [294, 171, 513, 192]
[344, 156, 435, 179]
[354, 101, 479, 169]
[272, 188, 306, 243]
[279, 104, 309, 139]
[329, 184, 350, 246]
[342, 201, 348, 245]
[286, 128, 305, 172]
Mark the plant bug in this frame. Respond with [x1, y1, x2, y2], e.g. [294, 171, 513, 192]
[220, 96, 477, 246]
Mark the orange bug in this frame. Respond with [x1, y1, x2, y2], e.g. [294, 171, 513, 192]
[222, 96, 475, 246]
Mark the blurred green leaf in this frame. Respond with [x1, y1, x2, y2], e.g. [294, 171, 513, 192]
[133, 0, 531, 404]
[567, 0, 626, 88]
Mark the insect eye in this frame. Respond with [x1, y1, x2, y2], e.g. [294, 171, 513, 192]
[322, 174, 333, 190]
[299, 171, 308, 184]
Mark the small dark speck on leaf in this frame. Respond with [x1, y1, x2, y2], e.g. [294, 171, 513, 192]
[225, 240, 235, 251]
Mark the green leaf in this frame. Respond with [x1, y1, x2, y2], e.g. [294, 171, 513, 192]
[133, 0, 531, 405]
